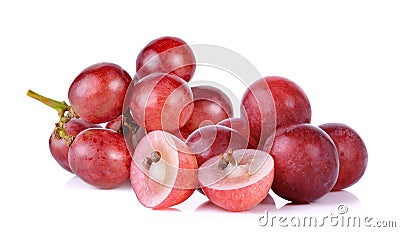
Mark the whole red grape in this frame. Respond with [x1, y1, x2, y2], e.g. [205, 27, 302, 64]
[268, 124, 339, 203]
[241, 77, 276, 149]
[68, 128, 131, 189]
[319, 123, 368, 191]
[128, 73, 194, 133]
[266, 76, 311, 128]
[68, 62, 132, 124]
[217, 117, 258, 149]
[241, 76, 311, 150]
[136, 36, 196, 82]
[186, 125, 248, 167]
[178, 85, 233, 139]
[49, 118, 100, 173]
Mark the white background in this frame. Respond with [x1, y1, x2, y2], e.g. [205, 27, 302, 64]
[1, 1, 399, 231]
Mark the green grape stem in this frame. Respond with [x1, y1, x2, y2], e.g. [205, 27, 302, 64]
[27, 90, 70, 118]
[27, 89, 78, 145]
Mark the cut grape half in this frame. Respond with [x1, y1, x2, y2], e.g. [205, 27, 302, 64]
[198, 149, 274, 212]
[130, 130, 197, 209]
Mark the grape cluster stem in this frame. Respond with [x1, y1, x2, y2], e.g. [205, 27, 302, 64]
[27, 90, 79, 145]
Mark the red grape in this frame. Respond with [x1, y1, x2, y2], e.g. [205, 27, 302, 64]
[241, 77, 276, 149]
[68, 62, 132, 124]
[136, 36, 196, 82]
[128, 73, 194, 133]
[68, 128, 131, 189]
[49, 118, 100, 173]
[186, 125, 248, 167]
[178, 85, 233, 139]
[241, 76, 311, 150]
[217, 117, 258, 149]
[268, 124, 339, 203]
[130, 130, 198, 209]
[319, 123, 368, 191]
[198, 149, 274, 212]
[266, 76, 311, 128]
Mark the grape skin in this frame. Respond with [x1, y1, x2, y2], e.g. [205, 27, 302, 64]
[49, 118, 100, 173]
[68, 62, 132, 124]
[68, 128, 131, 189]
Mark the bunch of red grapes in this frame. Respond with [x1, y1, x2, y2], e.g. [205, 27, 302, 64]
[27, 36, 368, 212]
